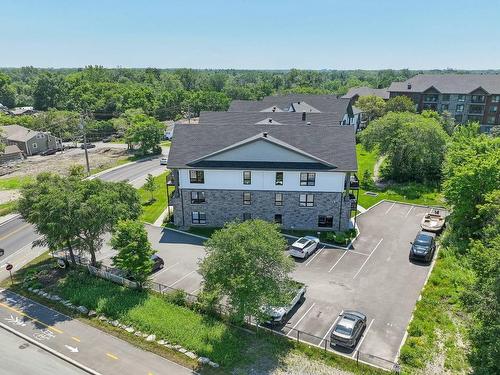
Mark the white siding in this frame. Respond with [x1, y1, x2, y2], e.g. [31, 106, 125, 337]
[179, 169, 346, 192]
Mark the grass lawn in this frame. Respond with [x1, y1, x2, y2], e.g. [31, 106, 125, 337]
[0, 201, 17, 216]
[138, 171, 175, 223]
[160, 140, 171, 147]
[10, 253, 386, 375]
[0, 175, 33, 190]
[355, 144, 444, 209]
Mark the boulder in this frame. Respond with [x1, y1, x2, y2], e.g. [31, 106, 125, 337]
[32, 289, 39, 293]
[173, 345, 182, 350]
[164, 343, 173, 349]
[208, 362, 219, 368]
[198, 357, 210, 365]
[111, 320, 120, 327]
[87, 310, 97, 317]
[157, 340, 165, 345]
[178, 348, 187, 354]
[134, 332, 142, 337]
[52, 295, 62, 301]
[125, 327, 135, 333]
[185, 352, 197, 359]
[142, 333, 149, 338]
[28, 287, 33, 292]
[77, 306, 89, 314]
[146, 334, 156, 342]
[99, 315, 107, 321]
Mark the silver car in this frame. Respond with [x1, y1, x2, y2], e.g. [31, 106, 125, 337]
[288, 236, 320, 259]
[330, 311, 367, 349]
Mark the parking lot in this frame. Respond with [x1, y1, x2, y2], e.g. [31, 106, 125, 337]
[97, 201, 435, 368]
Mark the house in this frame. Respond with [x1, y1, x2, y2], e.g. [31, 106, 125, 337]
[1, 124, 62, 156]
[342, 87, 390, 103]
[199, 111, 346, 126]
[0, 144, 24, 164]
[167, 122, 358, 231]
[228, 94, 356, 126]
[388, 74, 500, 132]
[8, 106, 38, 116]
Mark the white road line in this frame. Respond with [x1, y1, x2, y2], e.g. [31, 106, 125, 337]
[168, 270, 196, 288]
[0, 236, 43, 267]
[352, 318, 375, 358]
[191, 286, 203, 294]
[305, 246, 324, 266]
[317, 310, 343, 347]
[404, 206, 414, 218]
[328, 251, 349, 273]
[286, 303, 316, 337]
[153, 262, 179, 277]
[348, 250, 369, 256]
[385, 203, 396, 215]
[352, 238, 383, 279]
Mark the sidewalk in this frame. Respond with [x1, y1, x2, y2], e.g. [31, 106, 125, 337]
[0, 289, 196, 375]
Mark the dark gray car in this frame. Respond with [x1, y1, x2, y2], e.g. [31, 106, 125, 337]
[330, 310, 367, 349]
[409, 231, 436, 263]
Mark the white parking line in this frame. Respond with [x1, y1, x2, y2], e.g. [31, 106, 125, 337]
[404, 206, 414, 218]
[286, 303, 316, 337]
[317, 310, 343, 347]
[153, 262, 179, 277]
[168, 270, 196, 288]
[305, 246, 324, 266]
[352, 318, 375, 358]
[352, 238, 383, 279]
[328, 250, 348, 273]
[385, 203, 396, 215]
[348, 250, 369, 256]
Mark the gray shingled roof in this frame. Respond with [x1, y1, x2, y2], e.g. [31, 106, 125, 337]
[168, 123, 357, 172]
[199, 111, 346, 126]
[1, 125, 38, 142]
[388, 74, 500, 94]
[342, 87, 390, 100]
[228, 95, 352, 115]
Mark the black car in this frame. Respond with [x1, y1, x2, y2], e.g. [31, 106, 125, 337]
[40, 149, 57, 156]
[151, 254, 165, 273]
[409, 231, 436, 263]
[80, 143, 96, 149]
[330, 311, 367, 349]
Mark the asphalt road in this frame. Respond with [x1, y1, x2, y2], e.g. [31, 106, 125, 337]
[0, 289, 195, 375]
[0, 327, 87, 375]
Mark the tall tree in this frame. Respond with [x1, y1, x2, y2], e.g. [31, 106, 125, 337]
[143, 174, 156, 202]
[356, 95, 387, 122]
[33, 72, 66, 110]
[385, 95, 415, 113]
[199, 220, 294, 323]
[125, 113, 163, 155]
[111, 220, 154, 287]
[0, 72, 16, 108]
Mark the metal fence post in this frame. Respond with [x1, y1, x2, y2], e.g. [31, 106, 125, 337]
[159, 283, 163, 294]
[296, 330, 300, 342]
[324, 338, 327, 351]
[356, 350, 359, 365]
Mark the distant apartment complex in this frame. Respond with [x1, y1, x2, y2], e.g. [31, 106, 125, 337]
[388, 74, 500, 132]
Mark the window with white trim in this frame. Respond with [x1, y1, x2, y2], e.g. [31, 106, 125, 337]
[190, 191, 205, 204]
[189, 170, 204, 184]
[243, 192, 251, 205]
[274, 193, 283, 206]
[191, 211, 206, 224]
[300, 172, 316, 186]
[299, 194, 314, 207]
[243, 171, 251, 185]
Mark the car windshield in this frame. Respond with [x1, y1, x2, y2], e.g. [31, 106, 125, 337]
[334, 323, 353, 336]
[415, 235, 432, 246]
[297, 238, 309, 244]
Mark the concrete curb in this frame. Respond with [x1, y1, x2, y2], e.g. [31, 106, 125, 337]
[86, 159, 140, 179]
[160, 226, 209, 241]
[0, 213, 21, 227]
[0, 321, 103, 375]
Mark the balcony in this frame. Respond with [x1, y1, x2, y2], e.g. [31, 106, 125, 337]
[349, 174, 359, 189]
[349, 193, 357, 211]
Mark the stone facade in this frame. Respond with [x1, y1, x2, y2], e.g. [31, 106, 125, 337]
[172, 188, 352, 231]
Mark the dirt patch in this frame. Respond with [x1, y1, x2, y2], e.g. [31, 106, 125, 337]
[270, 352, 355, 375]
[0, 147, 128, 179]
[0, 189, 20, 204]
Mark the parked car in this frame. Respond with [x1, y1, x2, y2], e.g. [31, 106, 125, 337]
[40, 149, 57, 156]
[288, 236, 320, 259]
[80, 143, 96, 149]
[164, 129, 174, 140]
[262, 281, 306, 324]
[151, 254, 165, 273]
[330, 311, 367, 349]
[102, 135, 113, 143]
[409, 231, 436, 263]
[160, 157, 168, 165]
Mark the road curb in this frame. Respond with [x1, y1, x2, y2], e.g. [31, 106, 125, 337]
[0, 321, 103, 375]
[0, 213, 21, 227]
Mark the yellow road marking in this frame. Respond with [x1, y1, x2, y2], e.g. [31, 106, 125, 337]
[106, 353, 119, 360]
[0, 223, 31, 241]
[0, 302, 63, 334]
[71, 336, 81, 342]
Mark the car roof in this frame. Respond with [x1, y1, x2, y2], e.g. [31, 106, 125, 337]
[304, 236, 319, 241]
[343, 310, 366, 321]
[417, 231, 436, 238]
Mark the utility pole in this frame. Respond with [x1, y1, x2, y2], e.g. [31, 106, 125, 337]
[79, 114, 91, 175]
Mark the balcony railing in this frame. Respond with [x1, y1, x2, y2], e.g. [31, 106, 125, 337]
[349, 193, 357, 211]
[349, 174, 359, 189]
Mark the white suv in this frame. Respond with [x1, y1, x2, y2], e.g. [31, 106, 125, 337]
[289, 236, 320, 259]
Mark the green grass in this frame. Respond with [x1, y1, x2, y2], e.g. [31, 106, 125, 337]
[0, 201, 17, 216]
[399, 236, 473, 373]
[160, 140, 171, 147]
[355, 144, 444, 209]
[138, 172, 175, 223]
[0, 176, 33, 190]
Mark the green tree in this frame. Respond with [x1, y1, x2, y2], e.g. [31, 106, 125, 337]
[0, 72, 16, 108]
[125, 113, 163, 155]
[385, 95, 415, 113]
[355, 95, 386, 122]
[111, 220, 154, 287]
[199, 220, 294, 323]
[361, 112, 449, 182]
[33, 72, 66, 110]
[144, 174, 156, 202]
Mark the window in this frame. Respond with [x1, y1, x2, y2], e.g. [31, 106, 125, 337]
[32, 143, 38, 149]
[318, 215, 333, 228]
[471, 95, 485, 103]
[423, 94, 438, 102]
[189, 170, 204, 184]
[243, 192, 251, 205]
[275, 172, 283, 185]
[36, 133, 45, 139]
[487, 116, 496, 124]
[243, 171, 251, 185]
[469, 105, 484, 114]
[191, 211, 206, 224]
[274, 193, 283, 206]
[441, 104, 449, 111]
[457, 95, 466, 102]
[190, 191, 205, 204]
[454, 114, 463, 123]
[489, 105, 498, 113]
[274, 214, 282, 224]
[300, 172, 316, 186]
[243, 212, 251, 221]
[441, 94, 450, 102]
[492, 95, 500, 103]
[299, 194, 314, 207]
[456, 104, 464, 113]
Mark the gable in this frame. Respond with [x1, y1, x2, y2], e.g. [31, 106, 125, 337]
[203, 138, 321, 164]
[255, 118, 283, 125]
[470, 87, 489, 95]
[260, 105, 284, 112]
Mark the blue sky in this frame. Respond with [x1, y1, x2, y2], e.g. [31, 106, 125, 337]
[1, 0, 499, 69]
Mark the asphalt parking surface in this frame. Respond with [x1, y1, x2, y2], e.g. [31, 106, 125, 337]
[95, 201, 436, 369]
